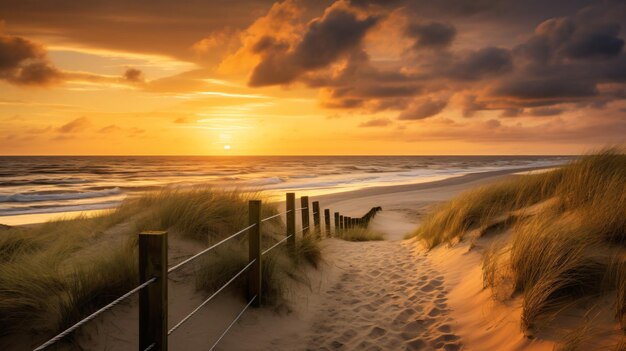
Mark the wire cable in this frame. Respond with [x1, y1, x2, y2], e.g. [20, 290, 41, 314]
[33, 277, 157, 351]
[168, 259, 256, 335]
[208, 296, 257, 351]
[168, 223, 256, 273]
[262, 235, 291, 256]
[260, 209, 291, 223]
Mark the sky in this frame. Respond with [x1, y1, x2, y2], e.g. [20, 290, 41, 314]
[0, 0, 625, 155]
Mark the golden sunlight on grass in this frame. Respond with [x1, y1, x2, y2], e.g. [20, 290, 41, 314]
[412, 148, 626, 339]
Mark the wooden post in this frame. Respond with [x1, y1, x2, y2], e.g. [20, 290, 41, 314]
[334, 212, 340, 235]
[312, 201, 321, 238]
[347, 217, 352, 229]
[286, 193, 296, 255]
[248, 200, 262, 307]
[324, 209, 331, 237]
[139, 231, 168, 351]
[339, 215, 344, 230]
[301, 196, 310, 236]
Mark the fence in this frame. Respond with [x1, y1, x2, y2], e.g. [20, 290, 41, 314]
[33, 192, 382, 351]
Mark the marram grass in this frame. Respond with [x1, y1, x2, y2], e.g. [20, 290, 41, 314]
[0, 187, 317, 347]
[416, 148, 626, 336]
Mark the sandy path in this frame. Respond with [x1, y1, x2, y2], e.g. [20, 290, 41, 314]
[222, 168, 546, 350]
[298, 239, 461, 351]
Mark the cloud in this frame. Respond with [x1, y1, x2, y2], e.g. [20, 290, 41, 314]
[56, 117, 90, 133]
[527, 107, 564, 116]
[447, 47, 513, 81]
[98, 124, 123, 133]
[123, 68, 145, 82]
[493, 76, 598, 100]
[0, 31, 146, 88]
[398, 98, 448, 120]
[406, 22, 456, 50]
[359, 118, 392, 127]
[0, 33, 61, 86]
[248, 5, 378, 86]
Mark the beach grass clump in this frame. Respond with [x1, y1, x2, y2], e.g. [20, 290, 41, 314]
[508, 214, 606, 332]
[116, 188, 279, 242]
[194, 236, 320, 306]
[408, 172, 562, 247]
[416, 148, 626, 335]
[0, 187, 296, 347]
[336, 227, 385, 242]
[412, 148, 626, 248]
[294, 235, 322, 268]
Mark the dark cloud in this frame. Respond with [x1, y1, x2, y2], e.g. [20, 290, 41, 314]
[56, 117, 90, 133]
[123, 68, 144, 82]
[406, 22, 456, 50]
[359, 118, 392, 127]
[0, 34, 61, 85]
[447, 47, 513, 81]
[493, 76, 597, 100]
[398, 98, 448, 120]
[249, 6, 378, 86]
[564, 24, 624, 59]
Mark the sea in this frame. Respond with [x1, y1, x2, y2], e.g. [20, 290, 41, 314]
[0, 156, 572, 223]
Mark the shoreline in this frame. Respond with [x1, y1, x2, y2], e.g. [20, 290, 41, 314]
[0, 165, 553, 227]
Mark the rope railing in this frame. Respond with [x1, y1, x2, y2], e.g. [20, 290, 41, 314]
[208, 295, 257, 351]
[260, 209, 291, 222]
[262, 235, 291, 256]
[31, 192, 370, 351]
[33, 277, 157, 351]
[168, 259, 256, 335]
[168, 223, 256, 274]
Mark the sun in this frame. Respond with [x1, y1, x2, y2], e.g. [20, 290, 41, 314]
[223, 144, 231, 150]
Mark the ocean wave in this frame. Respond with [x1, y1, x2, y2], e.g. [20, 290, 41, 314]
[245, 177, 285, 186]
[0, 188, 122, 203]
[0, 200, 122, 216]
[0, 177, 89, 187]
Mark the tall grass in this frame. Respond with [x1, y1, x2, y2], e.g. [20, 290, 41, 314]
[410, 170, 562, 248]
[0, 187, 309, 347]
[415, 148, 626, 336]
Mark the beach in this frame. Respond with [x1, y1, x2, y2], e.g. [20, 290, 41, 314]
[63, 166, 553, 351]
[4, 156, 625, 351]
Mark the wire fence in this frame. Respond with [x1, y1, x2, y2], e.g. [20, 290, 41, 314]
[32, 194, 379, 351]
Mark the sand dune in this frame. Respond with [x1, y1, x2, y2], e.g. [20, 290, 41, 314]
[211, 167, 550, 350]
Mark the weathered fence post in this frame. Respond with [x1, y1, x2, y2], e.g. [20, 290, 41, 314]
[339, 215, 344, 231]
[139, 231, 168, 351]
[346, 216, 351, 229]
[286, 193, 296, 255]
[248, 200, 262, 307]
[312, 201, 321, 238]
[301, 196, 310, 236]
[324, 209, 331, 237]
[334, 212, 339, 235]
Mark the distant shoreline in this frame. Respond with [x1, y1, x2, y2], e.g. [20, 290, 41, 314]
[0, 165, 556, 227]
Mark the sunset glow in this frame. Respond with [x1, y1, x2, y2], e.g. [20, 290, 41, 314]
[1, 0, 625, 155]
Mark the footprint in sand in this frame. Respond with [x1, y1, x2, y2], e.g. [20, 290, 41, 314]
[293, 241, 462, 350]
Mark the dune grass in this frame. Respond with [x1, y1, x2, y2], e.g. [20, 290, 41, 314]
[0, 187, 316, 346]
[414, 148, 626, 336]
[336, 227, 385, 242]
